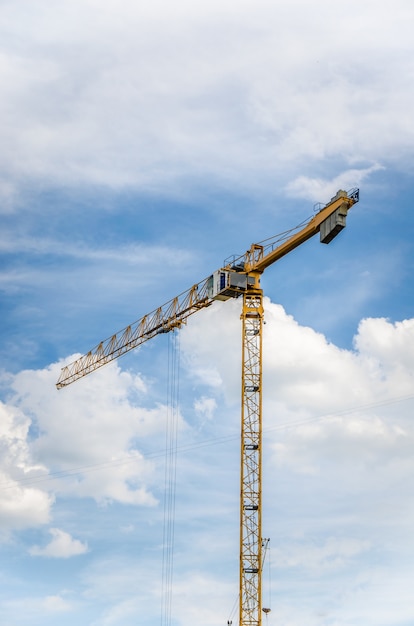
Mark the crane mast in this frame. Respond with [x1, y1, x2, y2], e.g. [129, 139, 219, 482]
[240, 285, 264, 626]
[56, 188, 359, 626]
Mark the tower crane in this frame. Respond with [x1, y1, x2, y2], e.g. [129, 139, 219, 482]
[57, 188, 359, 626]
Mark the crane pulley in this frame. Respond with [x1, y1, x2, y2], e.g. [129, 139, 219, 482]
[56, 188, 359, 626]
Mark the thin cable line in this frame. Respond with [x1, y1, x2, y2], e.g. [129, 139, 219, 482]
[161, 331, 180, 626]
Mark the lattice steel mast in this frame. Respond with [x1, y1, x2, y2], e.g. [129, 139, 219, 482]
[239, 287, 264, 626]
[57, 189, 359, 626]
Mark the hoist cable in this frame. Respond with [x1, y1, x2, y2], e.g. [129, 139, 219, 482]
[161, 331, 181, 626]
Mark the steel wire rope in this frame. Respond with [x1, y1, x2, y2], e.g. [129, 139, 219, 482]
[263, 539, 272, 617]
[1, 393, 413, 492]
[227, 592, 238, 625]
[226, 541, 272, 624]
[226, 217, 313, 268]
[161, 331, 180, 626]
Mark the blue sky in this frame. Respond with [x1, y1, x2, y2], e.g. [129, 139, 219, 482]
[1, 1, 414, 625]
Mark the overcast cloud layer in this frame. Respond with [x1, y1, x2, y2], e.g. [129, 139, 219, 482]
[1, 0, 414, 207]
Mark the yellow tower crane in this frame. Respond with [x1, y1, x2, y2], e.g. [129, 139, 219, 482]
[57, 188, 359, 626]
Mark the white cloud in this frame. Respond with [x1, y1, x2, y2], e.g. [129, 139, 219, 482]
[181, 300, 414, 466]
[180, 299, 414, 533]
[273, 536, 371, 573]
[0, 357, 190, 527]
[194, 396, 217, 422]
[29, 527, 88, 558]
[43, 594, 73, 613]
[182, 299, 414, 488]
[0, 478, 52, 535]
[180, 299, 241, 404]
[354, 317, 414, 377]
[0, 234, 193, 267]
[0, 401, 53, 532]
[1, 0, 413, 208]
[285, 165, 384, 203]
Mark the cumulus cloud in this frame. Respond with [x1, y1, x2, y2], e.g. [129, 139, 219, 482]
[354, 317, 414, 377]
[199, 300, 413, 408]
[180, 298, 414, 510]
[0, 357, 184, 526]
[0, 401, 53, 532]
[29, 527, 88, 558]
